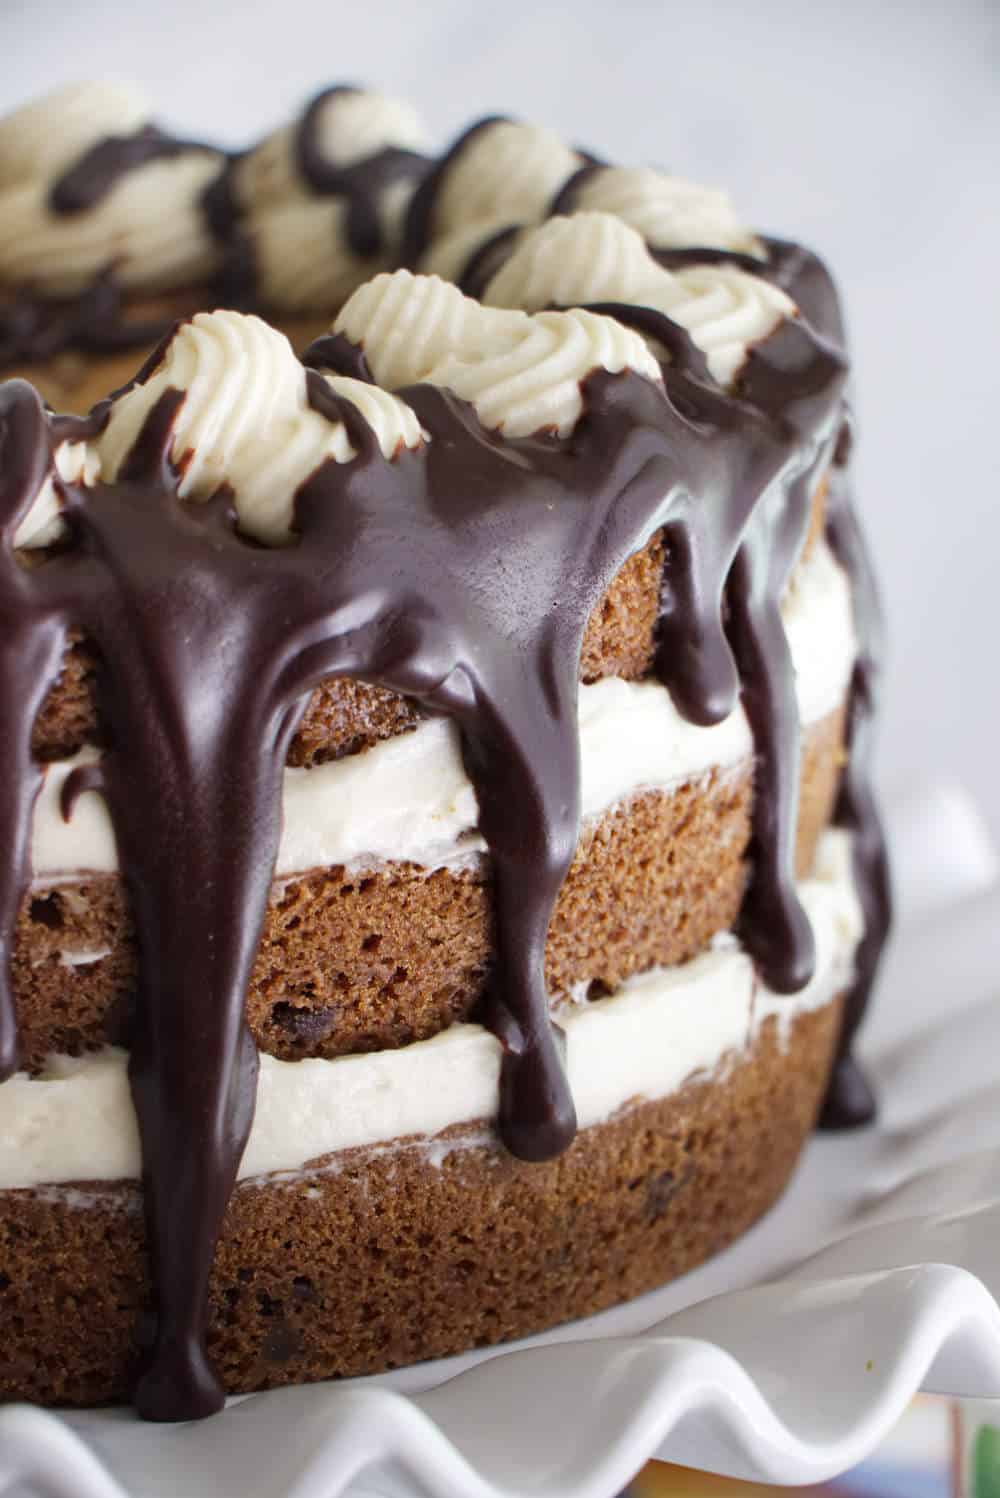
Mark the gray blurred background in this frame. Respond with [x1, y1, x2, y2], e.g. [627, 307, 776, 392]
[4, 0, 999, 841]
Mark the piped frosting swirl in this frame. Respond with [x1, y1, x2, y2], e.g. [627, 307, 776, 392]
[97, 311, 424, 544]
[12, 432, 99, 551]
[0, 81, 149, 188]
[0, 151, 226, 297]
[234, 88, 427, 210]
[561, 165, 762, 255]
[251, 180, 413, 312]
[483, 212, 794, 385]
[430, 120, 583, 244]
[334, 269, 662, 435]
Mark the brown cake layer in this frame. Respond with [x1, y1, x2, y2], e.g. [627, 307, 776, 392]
[0, 995, 840, 1407]
[14, 705, 843, 1069]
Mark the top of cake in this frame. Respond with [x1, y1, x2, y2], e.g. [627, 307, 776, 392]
[0, 79, 887, 1422]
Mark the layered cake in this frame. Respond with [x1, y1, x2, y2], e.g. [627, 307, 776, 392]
[0, 82, 890, 1421]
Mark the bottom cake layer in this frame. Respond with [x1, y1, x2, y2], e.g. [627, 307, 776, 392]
[0, 993, 841, 1407]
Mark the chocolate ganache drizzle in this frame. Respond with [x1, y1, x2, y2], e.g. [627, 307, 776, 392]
[400, 115, 509, 268]
[819, 416, 891, 1128]
[0, 274, 175, 369]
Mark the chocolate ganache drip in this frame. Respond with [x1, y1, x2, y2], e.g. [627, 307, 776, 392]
[564, 302, 845, 990]
[818, 417, 891, 1127]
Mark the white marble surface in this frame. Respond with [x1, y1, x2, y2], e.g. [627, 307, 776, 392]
[4, 0, 999, 837]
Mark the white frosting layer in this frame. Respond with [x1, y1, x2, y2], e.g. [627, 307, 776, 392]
[29, 540, 854, 881]
[334, 270, 662, 436]
[0, 828, 861, 1190]
[484, 212, 794, 387]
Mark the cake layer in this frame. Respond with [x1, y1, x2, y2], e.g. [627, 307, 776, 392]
[0, 826, 860, 1191]
[0, 996, 843, 1406]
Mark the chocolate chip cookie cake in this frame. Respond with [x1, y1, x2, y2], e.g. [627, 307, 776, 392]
[0, 80, 890, 1420]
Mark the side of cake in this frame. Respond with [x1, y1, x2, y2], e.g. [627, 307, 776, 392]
[0, 85, 889, 1420]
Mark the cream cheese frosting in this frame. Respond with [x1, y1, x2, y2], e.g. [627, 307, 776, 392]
[10, 311, 420, 548]
[0, 80, 150, 190]
[417, 220, 524, 284]
[0, 85, 782, 342]
[236, 89, 430, 313]
[0, 150, 225, 299]
[333, 269, 662, 435]
[251, 180, 412, 313]
[567, 166, 762, 256]
[234, 89, 427, 212]
[0, 827, 861, 1189]
[429, 120, 582, 246]
[12, 434, 100, 551]
[29, 539, 854, 882]
[0, 83, 430, 312]
[483, 212, 794, 386]
[97, 310, 425, 544]
[0, 79, 222, 300]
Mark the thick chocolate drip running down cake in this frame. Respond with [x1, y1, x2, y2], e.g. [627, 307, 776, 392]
[0, 83, 890, 1421]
